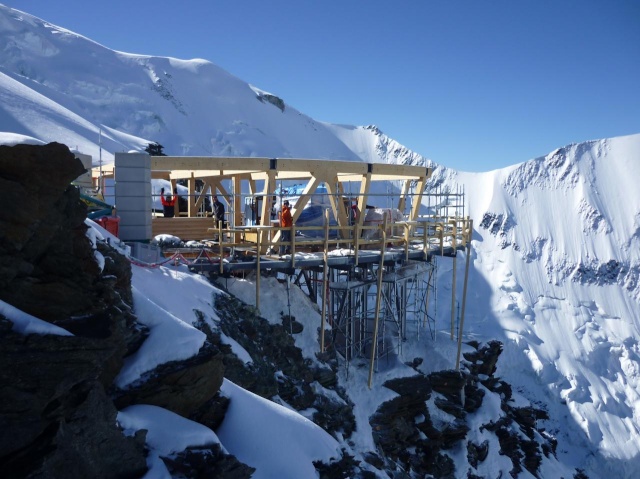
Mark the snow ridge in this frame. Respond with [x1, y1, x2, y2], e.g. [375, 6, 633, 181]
[455, 133, 640, 477]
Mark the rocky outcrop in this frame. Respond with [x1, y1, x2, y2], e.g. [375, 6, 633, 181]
[369, 341, 561, 478]
[206, 294, 357, 474]
[0, 143, 148, 477]
[0, 319, 148, 478]
[0, 143, 241, 478]
[114, 346, 225, 417]
[209, 295, 356, 435]
[0, 142, 104, 323]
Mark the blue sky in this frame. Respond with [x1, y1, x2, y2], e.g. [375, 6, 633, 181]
[8, 0, 640, 171]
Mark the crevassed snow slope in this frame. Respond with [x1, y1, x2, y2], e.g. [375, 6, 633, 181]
[441, 133, 640, 477]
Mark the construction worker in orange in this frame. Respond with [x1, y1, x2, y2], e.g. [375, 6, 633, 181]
[279, 200, 293, 255]
[160, 187, 177, 217]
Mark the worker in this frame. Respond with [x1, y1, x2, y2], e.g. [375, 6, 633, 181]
[160, 187, 176, 217]
[279, 200, 293, 255]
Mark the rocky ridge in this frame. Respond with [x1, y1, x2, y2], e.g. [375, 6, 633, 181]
[0, 143, 250, 478]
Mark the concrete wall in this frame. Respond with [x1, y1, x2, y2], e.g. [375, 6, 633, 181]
[115, 153, 151, 241]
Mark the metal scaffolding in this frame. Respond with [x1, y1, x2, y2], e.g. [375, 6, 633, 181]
[325, 259, 437, 374]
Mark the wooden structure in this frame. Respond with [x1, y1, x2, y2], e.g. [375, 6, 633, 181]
[145, 156, 431, 246]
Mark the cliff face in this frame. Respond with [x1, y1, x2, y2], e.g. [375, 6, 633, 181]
[0, 144, 237, 478]
[0, 143, 148, 477]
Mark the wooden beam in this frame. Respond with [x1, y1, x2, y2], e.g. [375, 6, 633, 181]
[290, 176, 322, 224]
[397, 179, 412, 212]
[407, 175, 427, 238]
[456, 219, 473, 370]
[150, 156, 431, 181]
[194, 180, 210, 212]
[324, 177, 349, 235]
[368, 212, 388, 389]
[152, 156, 272, 173]
[233, 175, 242, 229]
[356, 173, 372, 228]
[260, 170, 276, 227]
[187, 173, 196, 217]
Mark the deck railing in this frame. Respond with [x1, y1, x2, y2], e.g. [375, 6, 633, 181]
[198, 214, 472, 274]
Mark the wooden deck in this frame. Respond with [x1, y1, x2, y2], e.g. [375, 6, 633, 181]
[152, 217, 216, 240]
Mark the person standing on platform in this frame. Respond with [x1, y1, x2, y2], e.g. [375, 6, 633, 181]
[279, 200, 293, 255]
[160, 187, 176, 218]
[212, 196, 226, 228]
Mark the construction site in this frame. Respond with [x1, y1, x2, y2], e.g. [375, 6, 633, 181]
[93, 153, 473, 385]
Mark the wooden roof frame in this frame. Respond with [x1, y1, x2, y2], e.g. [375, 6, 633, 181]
[148, 156, 432, 241]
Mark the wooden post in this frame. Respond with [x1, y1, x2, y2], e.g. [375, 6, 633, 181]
[422, 220, 428, 260]
[290, 222, 296, 268]
[450, 254, 457, 340]
[219, 220, 224, 275]
[450, 219, 457, 340]
[233, 175, 242, 234]
[188, 172, 196, 217]
[321, 209, 330, 352]
[368, 212, 388, 389]
[424, 262, 433, 328]
[404, 222, 409, 262]
[256, 228, 261, 311]
[456, 219, 473, 370]
[171, 179, 179, 217]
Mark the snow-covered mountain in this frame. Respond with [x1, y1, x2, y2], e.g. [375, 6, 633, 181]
[444, 135, 640, 477]
[2, 4, 640, 478]
[0, 4, 428, 170]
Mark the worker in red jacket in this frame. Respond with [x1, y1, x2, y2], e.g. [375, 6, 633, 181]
[160, 187, 177, 217]
[279, 200, 293, 255]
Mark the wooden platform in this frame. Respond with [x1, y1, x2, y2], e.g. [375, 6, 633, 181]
[152, 217, 215, 240]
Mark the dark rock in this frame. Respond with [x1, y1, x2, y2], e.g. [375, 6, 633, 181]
[313, 450, 360, 479]
[463, 340, 502, 377]
[467, 440, 490, 469]
[493, 424, 523, 478]
[434, 396, 466, 419]
[371, 375, 436, 473]
[511, 406, 548, 437]
[574, 468, 590, 479]
[463, 381, 485, 413]
[383, 374, 432, 400]
[210, 294, 357, 439]
[521, 438, 543, 476]
[191, 393, 230, 431]
[0, 143, 104, 323]
[428, 453, 455, 479]
[428, 370, 466, 404]
[314, 365, 338, 388]
[0, 329, 147, 478]
[405, 357, 424, 369]
[162, 445, 254, 479]
[439, 420, 470, 449]
[282, 314, 304, 334]
[113, 346, 225, 417]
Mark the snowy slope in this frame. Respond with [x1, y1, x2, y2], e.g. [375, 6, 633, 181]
[434, 134, 640, 477]
[0, 4, 424, 169]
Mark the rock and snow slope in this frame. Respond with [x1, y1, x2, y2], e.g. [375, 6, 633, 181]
[437, 133, 640, 476]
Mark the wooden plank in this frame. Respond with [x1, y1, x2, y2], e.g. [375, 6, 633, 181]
[152, 217, 214, 240]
